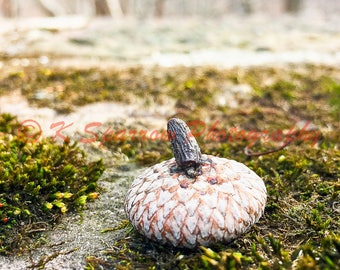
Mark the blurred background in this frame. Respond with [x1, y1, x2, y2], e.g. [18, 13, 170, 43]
[0, 0, 339, 18]
[0, 0, 339, 68]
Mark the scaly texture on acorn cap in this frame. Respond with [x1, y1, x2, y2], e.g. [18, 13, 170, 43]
[124, 118, 267, 248]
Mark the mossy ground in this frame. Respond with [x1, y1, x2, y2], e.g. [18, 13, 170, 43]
[0, 114, 105, 255]
[0, 63, 339, 269]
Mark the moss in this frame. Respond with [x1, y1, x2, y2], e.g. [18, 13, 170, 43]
[104, 133, 173, 166]
[1, 63, 339, 268]
[93, 65, 339, 269]
[0, 114, 105, 254]
[0, 113, 19, 134]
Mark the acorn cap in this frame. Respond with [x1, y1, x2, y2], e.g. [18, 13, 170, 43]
[124, 118, 267, 248]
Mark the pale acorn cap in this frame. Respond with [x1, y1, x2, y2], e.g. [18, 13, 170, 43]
[124, 118, 267, 248]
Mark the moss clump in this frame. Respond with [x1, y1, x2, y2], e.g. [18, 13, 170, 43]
[200, 233, 340, 270]
[0, 114, 105, 254]
[102, 130, 173, 166]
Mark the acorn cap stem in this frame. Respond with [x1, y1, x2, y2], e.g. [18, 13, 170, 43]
[167, 118, 202, 177]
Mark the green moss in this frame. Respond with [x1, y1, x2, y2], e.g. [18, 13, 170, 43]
[0, 113, 18, 134]
[92, 65, 339, 269]
[0, 114, 105, 254]
[1, 64, 339, 268]
[320, 76, 340, 117]
[104, 132, 173, 166]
